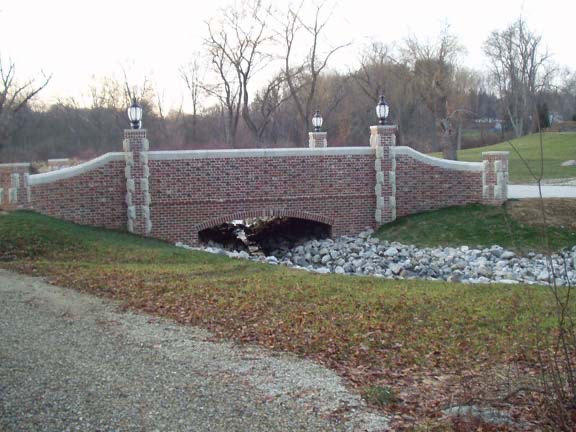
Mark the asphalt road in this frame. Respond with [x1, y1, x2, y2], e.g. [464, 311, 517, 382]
[0, 269, 388, 432]
[508, 184, 576, 199]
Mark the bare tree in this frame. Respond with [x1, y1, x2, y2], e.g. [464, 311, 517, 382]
[204, 0, 274, 146]
[403, 27, 463, 158]
[180, 58, 204, 143]
[483, 18, 554, 137]
[281, 1, 350, 145]
[0, 55, 51, 151]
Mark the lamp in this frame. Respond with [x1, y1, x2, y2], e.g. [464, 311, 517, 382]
[376, 95, 389, 125]
[127, 99, 143, 130]
[312, 109, 323, 132]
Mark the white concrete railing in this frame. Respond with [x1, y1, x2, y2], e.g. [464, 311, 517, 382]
[392, 147, 483, 172]
[29, 153, 124, 185]
[148, 147, 375, 160]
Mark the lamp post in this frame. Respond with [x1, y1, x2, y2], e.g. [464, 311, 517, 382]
[376, 95, 389, 125]
[312, 109, 323, 132]
[127, 99, 143, 130]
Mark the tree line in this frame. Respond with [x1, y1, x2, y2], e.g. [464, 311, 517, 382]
[1, 1, 575, 163]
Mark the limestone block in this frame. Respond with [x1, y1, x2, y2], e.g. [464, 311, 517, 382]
[128, 205, 136, 221]
[389, 171, 396, 186]
[140, 178, 149, 192]
[124, 152, 134, 166]
[142, 205, 150, 220]
[11, 173, 20, 188]
[375, 183, 382, 196]
[374, 159, 382, 173]
[376, 196, 385, 209]
[142, 139, 150, 152]
[125, 192, 133, 206]
[390, 156, 396, 171]
[144, 192, 151, 206]
[375, 208, 382, 223]
[482, 160, 490, 175]
[495, 160, 502, 172]
[376, 171, 385, 184]
[0, 188, 3, 204]
[370, 134, 380, 148]
[145, 219, 152, 235]
[124, 165, 132, 179]
[127, 219, 134, 233]
[375, 146, 384, 159]
[23, 174, 30, 187]
[482, 185, 490, 199]
[389, 196, 396, 208]
[126, 179, 135, 193]
[143, 165, 150, 178]
[123, 139, 130, 152]
[9, 188, 17, 203]
[141, 152, 149, 165]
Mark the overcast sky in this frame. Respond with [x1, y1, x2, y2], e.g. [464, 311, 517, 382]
[0, 0, 573, 112]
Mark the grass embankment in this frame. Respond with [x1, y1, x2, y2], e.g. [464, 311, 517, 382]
[431, 132, 576, 183]
[377, 202, 576, 253]
[1, 210, 574, 429]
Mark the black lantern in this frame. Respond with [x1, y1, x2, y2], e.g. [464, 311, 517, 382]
[376, 95, 389, 125]
[312, 109, 323, 132]
[127, 99, 143, 129]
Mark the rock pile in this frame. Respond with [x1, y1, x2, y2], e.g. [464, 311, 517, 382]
[177, 230, 576, 286]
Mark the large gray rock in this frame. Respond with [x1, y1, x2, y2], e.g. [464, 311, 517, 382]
[561, 159, 576, 167]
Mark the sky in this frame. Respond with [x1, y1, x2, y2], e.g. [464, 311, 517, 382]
[0, 0, 573, 112]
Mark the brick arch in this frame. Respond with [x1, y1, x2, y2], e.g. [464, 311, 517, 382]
[195, 209, 334, 233]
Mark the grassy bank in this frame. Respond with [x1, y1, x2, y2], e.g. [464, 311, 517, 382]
[1, 210, 573, 429]
[431, 132, 576, 183]
[377, 202, 576, 252]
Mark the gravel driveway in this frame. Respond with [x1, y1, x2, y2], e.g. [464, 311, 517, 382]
[0, 269, 389, 431]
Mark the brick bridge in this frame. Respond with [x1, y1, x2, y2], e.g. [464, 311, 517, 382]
[0, 125, 509, 246]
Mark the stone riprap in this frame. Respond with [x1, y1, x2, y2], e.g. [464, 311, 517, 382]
[177, 231, 576, 286]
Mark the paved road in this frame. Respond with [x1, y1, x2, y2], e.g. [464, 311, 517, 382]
[508, 185, 576, 199]
[0, 269, 388, 432]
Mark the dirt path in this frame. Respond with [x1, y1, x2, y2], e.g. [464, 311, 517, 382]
[0, 269, 388, 431]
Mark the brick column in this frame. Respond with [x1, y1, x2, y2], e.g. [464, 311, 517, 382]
[308, 132, 327, 148]
[0, 163, 31, 210]
[123, 129, 152, 235]
[370, 125, 397, 225]
[482, 151, 509, 205]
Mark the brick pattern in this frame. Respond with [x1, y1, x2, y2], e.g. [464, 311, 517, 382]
[147, 155, 377, 245]
[395, 154, 483, 217]
[30, 161, 127, 229]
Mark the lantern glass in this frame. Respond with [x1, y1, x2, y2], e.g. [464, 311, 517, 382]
[376, 95, 389, 125]
[312, 110, 323, 132]
[127, 100, 143, 129]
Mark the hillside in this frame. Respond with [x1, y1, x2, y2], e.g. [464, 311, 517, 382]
[431, 132, 576, 183]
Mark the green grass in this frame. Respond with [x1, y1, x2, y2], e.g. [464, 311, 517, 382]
[431, 132, 576, 183]
[377, 203, 576, 252]
[1, 210, 573, 424]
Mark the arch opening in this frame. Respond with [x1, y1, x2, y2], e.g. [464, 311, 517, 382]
[198, 217, 331, 256]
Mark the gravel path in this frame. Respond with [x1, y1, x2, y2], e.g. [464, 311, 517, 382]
[0, 269, 389, 431]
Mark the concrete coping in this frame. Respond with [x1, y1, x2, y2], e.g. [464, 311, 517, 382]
[393, 146, 483, 172]
[0, 162, 31, 168]
[148, 147, 375, 160]
[47, 158, 70, 163]
[29, 152, 124, 185]
[482, 151, 509, 157]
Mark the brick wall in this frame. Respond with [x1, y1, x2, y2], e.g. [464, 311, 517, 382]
[1, 127, 508, 246]
[28, 156, 127, 230]
[394, 149, 483, 217]
[147, 149, 376, 244]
